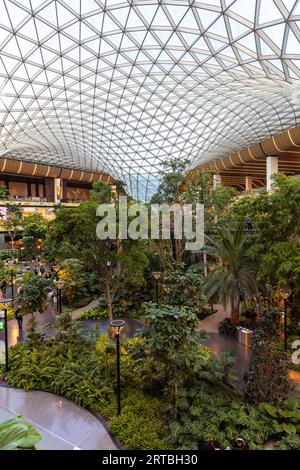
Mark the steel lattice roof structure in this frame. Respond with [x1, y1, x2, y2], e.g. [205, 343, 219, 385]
[1, 0, 300, 200]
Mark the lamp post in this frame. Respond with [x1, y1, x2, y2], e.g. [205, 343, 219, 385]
[54, 280, 64, 315]
[110, 319, 125, 416]
[52, 265, 61, 279]
[152, 272, 162, 307]
[280, 288, 292, 352]
[0, 298, 13, 373]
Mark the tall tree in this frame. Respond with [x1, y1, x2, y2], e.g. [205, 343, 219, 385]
[3, 205, 23, 256]
[43, 192, 149, 322]
[90, 182, 112, 203]
[22, 213, 48, 258]
[150, 157, 190, 204]
[205, 225, 258, 324]
[226, 174, 300, 325]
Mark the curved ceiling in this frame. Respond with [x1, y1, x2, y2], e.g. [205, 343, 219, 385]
[1, 0, 300, 200]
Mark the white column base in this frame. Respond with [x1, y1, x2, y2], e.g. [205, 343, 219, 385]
[266, 156, 278, 191]
[213, 174, 222, 189]
[245, 176, 252, 192]
[54, 178, 62, 203]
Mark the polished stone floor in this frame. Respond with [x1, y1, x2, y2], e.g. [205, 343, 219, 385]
[78, 317, 145, 339]
[203, 333, 250, 388]
[0, 302, 145, 348]
[0, 305, 57, 348]
[0, 386, 117, 450]
[198, 305, 249, 388]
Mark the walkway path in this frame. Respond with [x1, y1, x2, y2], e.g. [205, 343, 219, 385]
[197, 306, 249, 387]
[0, 386, 117, 450]
[0, 297, 144, 347]
[1, 304, 57, 348]
[197, 305, 300, 392]
[71, 298, 100, 320]
[197, 304, 228, 334]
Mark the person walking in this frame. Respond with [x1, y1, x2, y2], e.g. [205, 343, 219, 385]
[40, 265, 45, 275]
[15, 305, 23, 330]
[1, 279, 7, 295]
[246, 216, 253, 232]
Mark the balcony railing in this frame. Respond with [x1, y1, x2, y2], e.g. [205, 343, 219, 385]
[0, 196, 48, 202]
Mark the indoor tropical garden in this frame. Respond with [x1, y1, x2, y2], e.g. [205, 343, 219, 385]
[1, 162, 300, 453]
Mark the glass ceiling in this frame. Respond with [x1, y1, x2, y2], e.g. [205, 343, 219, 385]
[1, 0, 300, 200]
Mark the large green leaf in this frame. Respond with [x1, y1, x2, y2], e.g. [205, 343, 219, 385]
[282, 423, 297, 435]
[259, 403, 277, 418]
[0, 416, 41, 450]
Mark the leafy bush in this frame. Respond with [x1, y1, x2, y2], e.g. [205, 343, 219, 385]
[218, 318, 237, 337]
[243, 309, 257, 321]
[168, 391, 271, 450]
[111, 301, 144, 319]
[166, 387, 300, 450]
[245, 308, 292, 403]
[109, 390, 172, 450]
[15, 272, 49, 316]
[163, 269, 206, 312]
[276, 434, 300, 450]
[141, 303, 239, 421]
[259, 398, 300, 440]
[0, 417, 41, 450]
[77, 306, 108, 321]
[99, 296, 149, 318]
[7, 303, 298, 451]
[70, 294, 98, 309]
[7, 331, 169, 450]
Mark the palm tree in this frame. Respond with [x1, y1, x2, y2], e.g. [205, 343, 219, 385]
[205, 225, 258, 325]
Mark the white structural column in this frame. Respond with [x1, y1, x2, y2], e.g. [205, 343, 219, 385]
[213, 174, 222, 189]
[54, 178, 63, 203]
[245, 176, 253, 191]
[266, 156, 279, 191]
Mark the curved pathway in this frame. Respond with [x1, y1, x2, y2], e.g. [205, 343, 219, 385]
[0, 386, 117, 450]
[197, 305, 300, 391]
[197, 305, 249, 388]
[71, 298, 100, 320]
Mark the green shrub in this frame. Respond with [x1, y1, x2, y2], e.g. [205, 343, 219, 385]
[77, 304, 142, 320]
[259, 398, 300, 445]
[168, 390, 271, 450]
[7, 309, 299, 451]
[7, 333, 170, 450]
[109, 390, 172, 450]
[163, 269, 205, 312]
[245, 309, 293, 403]
[70, 294, 97, 309]
[77, 306, 108, 320]
[218, 318, 237, 337]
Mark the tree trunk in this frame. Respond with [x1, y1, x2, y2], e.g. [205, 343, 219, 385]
[104, 280, 113, 323]
[231, 300, 240, 325]
[107, 300, 113, 324]
[231, 309, 240, 325]
[203, 252, 208, 278]
[103, 265, 113, 324]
